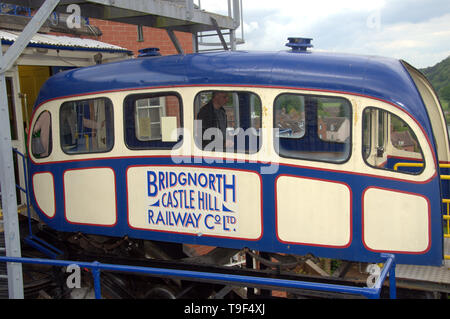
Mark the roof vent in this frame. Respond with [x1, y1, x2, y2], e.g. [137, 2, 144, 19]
[138, 47, 161, 57]
[286, 37, 313, 52]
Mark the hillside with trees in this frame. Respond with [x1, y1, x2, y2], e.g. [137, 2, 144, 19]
[420, 56, 450, 123]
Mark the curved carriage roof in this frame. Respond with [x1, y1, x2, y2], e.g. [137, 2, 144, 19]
[35, 50, 432, 138]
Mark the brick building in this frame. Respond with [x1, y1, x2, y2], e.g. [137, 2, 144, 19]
[76, 18, 194, 56]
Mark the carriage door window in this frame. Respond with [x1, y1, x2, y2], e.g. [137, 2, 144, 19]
[274, 94, 351, 163]
[124, 93, 182, 149]
[362, 107, 424, 174]
[136, 97, 165, 140]
[31, 111, 52, 158]
[362, 109, 388, 166]
[194, 90, 262, 153]
[60, 98, 114, 154]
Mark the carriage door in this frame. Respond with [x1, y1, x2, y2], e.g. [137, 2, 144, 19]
[362, 107, 432, 254]
[274, 93, 353, 248]
[59, 97, 116, 226]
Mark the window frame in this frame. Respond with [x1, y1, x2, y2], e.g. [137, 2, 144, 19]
[31, 110, 52, 159]
[59, 97, 115, 155]
[193, 90, 263, 154]
[273, 92, 353, 164]
[362, 107, 373, 161]
[135, 96, 166, 142]
[361, 106, 426, 175]
[124, 91, 183, 151]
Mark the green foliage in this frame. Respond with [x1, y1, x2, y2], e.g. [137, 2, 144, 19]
[421, 56, 450, 93]
[421, 56, 450, 108]
[420, 56, 450, 126]
[276, 94, 304, 114]
[441, 84, 450, 102]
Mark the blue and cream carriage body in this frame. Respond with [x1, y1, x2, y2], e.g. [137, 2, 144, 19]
[27, 46, 450, 266]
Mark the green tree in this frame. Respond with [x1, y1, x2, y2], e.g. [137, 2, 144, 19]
[440, 84, 450, 102]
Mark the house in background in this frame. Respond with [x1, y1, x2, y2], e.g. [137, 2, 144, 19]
[318, 117, 350, 143]
[390, 130, 417, 152]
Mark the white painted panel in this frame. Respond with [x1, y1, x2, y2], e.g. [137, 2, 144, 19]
[32, 172, 55, 218]
[276, 176, 351, 247]
[64, 168, 116, 225]
[363, 187, 430, 253]
[127, 166, 262, 240]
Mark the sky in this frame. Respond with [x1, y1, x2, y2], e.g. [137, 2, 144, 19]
[198, 0, 450, 69]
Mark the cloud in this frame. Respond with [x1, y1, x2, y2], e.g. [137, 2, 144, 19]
[197, 0, 450, 68]
[242, 21, 259, 34]
[371, 14, 450, 68]
[380, 0, 450, 25]
[310, 11, 450, 68]
[235, 0, 450, 68]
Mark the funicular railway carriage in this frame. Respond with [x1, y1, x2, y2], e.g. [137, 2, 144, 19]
[27, 43, 449, 283]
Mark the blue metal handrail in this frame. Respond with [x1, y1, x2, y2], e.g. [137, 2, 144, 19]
[0, 253, 396, 299]
[12, 148, 63, 258]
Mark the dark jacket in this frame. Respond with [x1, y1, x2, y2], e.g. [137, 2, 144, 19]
[196, 101, 227, 149]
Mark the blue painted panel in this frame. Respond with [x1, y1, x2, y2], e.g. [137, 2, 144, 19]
[29, 156, 443, 266]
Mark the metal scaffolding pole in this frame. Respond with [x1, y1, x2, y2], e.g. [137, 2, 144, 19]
[0, 0, 61, 299]
[0, 0, 242, 299]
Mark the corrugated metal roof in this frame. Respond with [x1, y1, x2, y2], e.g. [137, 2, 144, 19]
[0, 29, 132, 54]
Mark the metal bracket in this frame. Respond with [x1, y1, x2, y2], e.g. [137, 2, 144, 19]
[210, 17, 229, 51]
[166, 29, 184, 55]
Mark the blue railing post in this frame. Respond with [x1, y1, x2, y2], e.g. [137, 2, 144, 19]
[380, 253, 396, 299]
[389, 259, 396, 299]
[91, 261, 102, 299]
[12, 148, 32, 234]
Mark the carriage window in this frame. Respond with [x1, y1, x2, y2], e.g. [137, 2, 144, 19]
[60, 98, 114, 154]
[194, 90, 262, 153]
[124, 93, 182, 150]
[274, 94, 351, 163]
[31, 110, 52, 158]
[274, 94, 305, 138]
[362, 107, 424, 174]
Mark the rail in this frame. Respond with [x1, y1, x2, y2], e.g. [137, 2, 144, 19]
[394, 162, 450, 261]
[0, 253, 397, 299]
[195, 0, 244, 51]
[13, 148, 63, 259]
[393, 162, 425, 170]
[444, 198, 450, 241]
